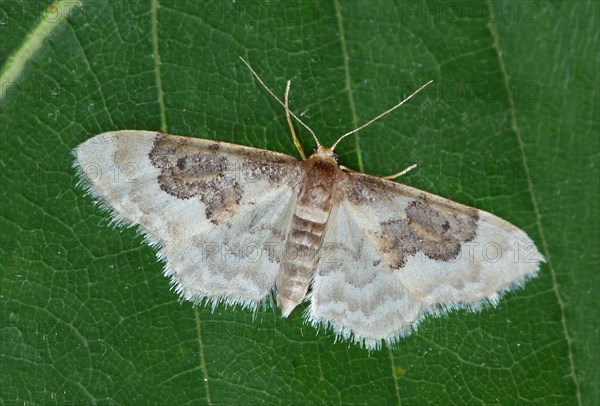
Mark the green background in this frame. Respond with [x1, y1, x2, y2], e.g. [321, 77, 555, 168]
[1, 0, 598, 404]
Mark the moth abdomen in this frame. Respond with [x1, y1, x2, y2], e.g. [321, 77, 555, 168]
[276, 156, 339, 317]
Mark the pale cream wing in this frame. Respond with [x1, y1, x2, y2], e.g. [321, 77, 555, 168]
[308, 171, 544, 349]
[74, 131, 304, 309]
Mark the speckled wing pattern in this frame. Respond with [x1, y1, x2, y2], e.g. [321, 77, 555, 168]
[309, 171, 543, 349]
[74, 131, 303, 309]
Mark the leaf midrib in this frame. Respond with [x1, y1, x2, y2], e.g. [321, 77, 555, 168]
[332, 2, 404, 405]
[0, 0, 80, 100]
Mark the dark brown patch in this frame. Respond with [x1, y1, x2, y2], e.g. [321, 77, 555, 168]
[241, 158, 293, 184]
[405, 200, 478, 262]
[379, 219, 421, 269]
[200, 176, 243, 225]
[149, 134, 242, 224]
[376, 200, 479, 269]
[235, 147, 302, 185]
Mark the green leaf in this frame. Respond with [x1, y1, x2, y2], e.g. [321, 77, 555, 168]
[2, 0, 598, 404]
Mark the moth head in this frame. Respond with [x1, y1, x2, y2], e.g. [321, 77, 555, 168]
[310, 145, 339, 162]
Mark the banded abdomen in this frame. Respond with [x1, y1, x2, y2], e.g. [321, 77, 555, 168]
[277, 156, 338, 316]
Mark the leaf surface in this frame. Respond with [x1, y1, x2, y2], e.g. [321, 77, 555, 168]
[1, 0, 597, 404]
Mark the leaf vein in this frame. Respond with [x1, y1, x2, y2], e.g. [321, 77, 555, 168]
[485, 1, 581, 404]
[151, 0, 167, 132]
[334, 0, 364, 172]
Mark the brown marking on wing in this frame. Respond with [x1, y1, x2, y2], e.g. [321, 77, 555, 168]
[148, 134, 242, 224]
[147, 133, 304, 225]
[378, 218, 421, 269]
[341, 171, 480, 268]
[405, 200, 478, 261]
[200, 177, 243, 225]
[241, 158, 297, 184]
[379, 200, 478, 268]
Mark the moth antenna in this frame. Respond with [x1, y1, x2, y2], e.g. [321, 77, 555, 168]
[285, 80, 307, 160]
[331, 80, 433, 150]
[239, 57, 321, 147]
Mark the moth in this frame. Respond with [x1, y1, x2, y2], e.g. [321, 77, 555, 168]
[73, 59, 543, 349]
